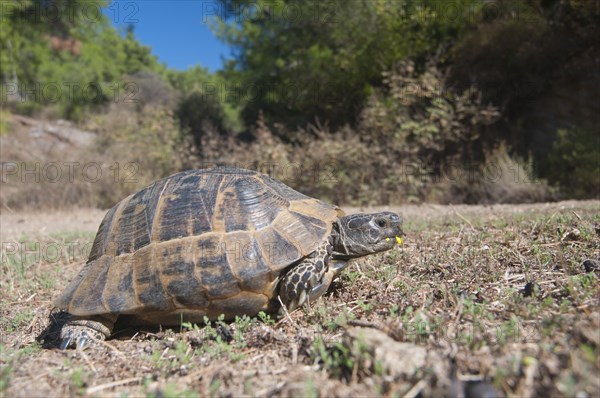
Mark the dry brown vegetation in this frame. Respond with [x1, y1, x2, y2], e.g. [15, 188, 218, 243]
[1, 201, 598, 397]
[0, 86, 557, 213]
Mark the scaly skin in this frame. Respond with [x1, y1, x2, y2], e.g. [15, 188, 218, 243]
[279, 238, 337, 312]
[59, 315, 116, 349]
[278, 212, 405, 313]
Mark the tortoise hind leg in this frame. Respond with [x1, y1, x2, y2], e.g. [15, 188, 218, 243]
[60, 314, 117, 350]
[279, 239, 333, 313]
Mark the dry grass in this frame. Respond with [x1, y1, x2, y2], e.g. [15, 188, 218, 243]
[0, 108, 193, 211]
[0, 109, 557, 213]
[1, 200, 598, 397]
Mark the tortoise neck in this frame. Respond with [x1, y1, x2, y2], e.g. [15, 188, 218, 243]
[331, 219, 353, 259]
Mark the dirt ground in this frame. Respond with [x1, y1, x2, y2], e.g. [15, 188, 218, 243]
[2, 201, 592, 240]
[0, 208, 106, 240]
[1, 200, 599, 397]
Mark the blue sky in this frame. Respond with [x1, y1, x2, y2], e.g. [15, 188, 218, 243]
[104, 1, 231, 72]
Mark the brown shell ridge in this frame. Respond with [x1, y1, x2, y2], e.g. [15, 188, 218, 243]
[194, 187, 211, 234]
[66, 256, 111, 316]
[209, 174, 228, 233]
[117, 189, 154, 255]
[101, 253, 139, 313]
[158, 236, 209, 311]
[287, 199, 339, 244]
[147, 175, 172, 241]
[150, 172, 183, 242]
[53, 260, 95, 310]
[176, 170, 217, 236]
[88, 205, 117, 262]
[90, 193, 132, 260]
[132, 244, 174, 313]
[222, 230, 273, 294]
[259, 173, 311, 202]
[109, 193, 136, 256]
[260, 176, 306, 204]
[232, 175, 289, 232]
[270, 211, 323, 258]
[190, 232, 242, 300]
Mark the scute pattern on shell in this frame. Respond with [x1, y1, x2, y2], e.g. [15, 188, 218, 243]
[54, 168, 342, 320]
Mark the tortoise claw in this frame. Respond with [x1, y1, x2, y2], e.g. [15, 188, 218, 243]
[76, 332, 89, 350]
[60, 330, 91, 350]
[297, 290, 308, 307]
[60, 330, 74, 350]
[283, 289, 309, 314]
[59, 323, 107, 350]
[283, 298, 299, 313]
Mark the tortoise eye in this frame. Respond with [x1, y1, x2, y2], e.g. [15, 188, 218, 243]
[376, 219, 387, 228]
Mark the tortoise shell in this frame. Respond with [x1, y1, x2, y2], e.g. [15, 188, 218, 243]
[54, 168, 343, 323]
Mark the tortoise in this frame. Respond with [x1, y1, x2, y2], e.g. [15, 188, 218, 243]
[54, 167, 404, 349]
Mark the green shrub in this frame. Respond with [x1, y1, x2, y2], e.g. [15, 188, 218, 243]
[548, 128, 600, 198]
[175, 92, 227, 148]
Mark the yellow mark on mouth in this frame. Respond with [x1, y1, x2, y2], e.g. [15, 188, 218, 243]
[386, 237, 404, 245]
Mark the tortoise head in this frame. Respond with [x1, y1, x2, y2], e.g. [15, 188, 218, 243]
[333, 212, 404, 259]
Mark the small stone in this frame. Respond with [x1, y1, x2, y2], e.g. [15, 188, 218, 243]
[217, 325, 233, 342]
[521, 281, 539, 297]
[561, 228, 581, 242]
[582, 259, 599, 274]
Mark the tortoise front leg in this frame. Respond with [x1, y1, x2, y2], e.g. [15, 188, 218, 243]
[303, 259, 347, 304]
[59, 314, 117, 350]
[279, 239, 339, 312]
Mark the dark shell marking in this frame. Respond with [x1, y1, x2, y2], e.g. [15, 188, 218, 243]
[54, 168, 342, 322]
